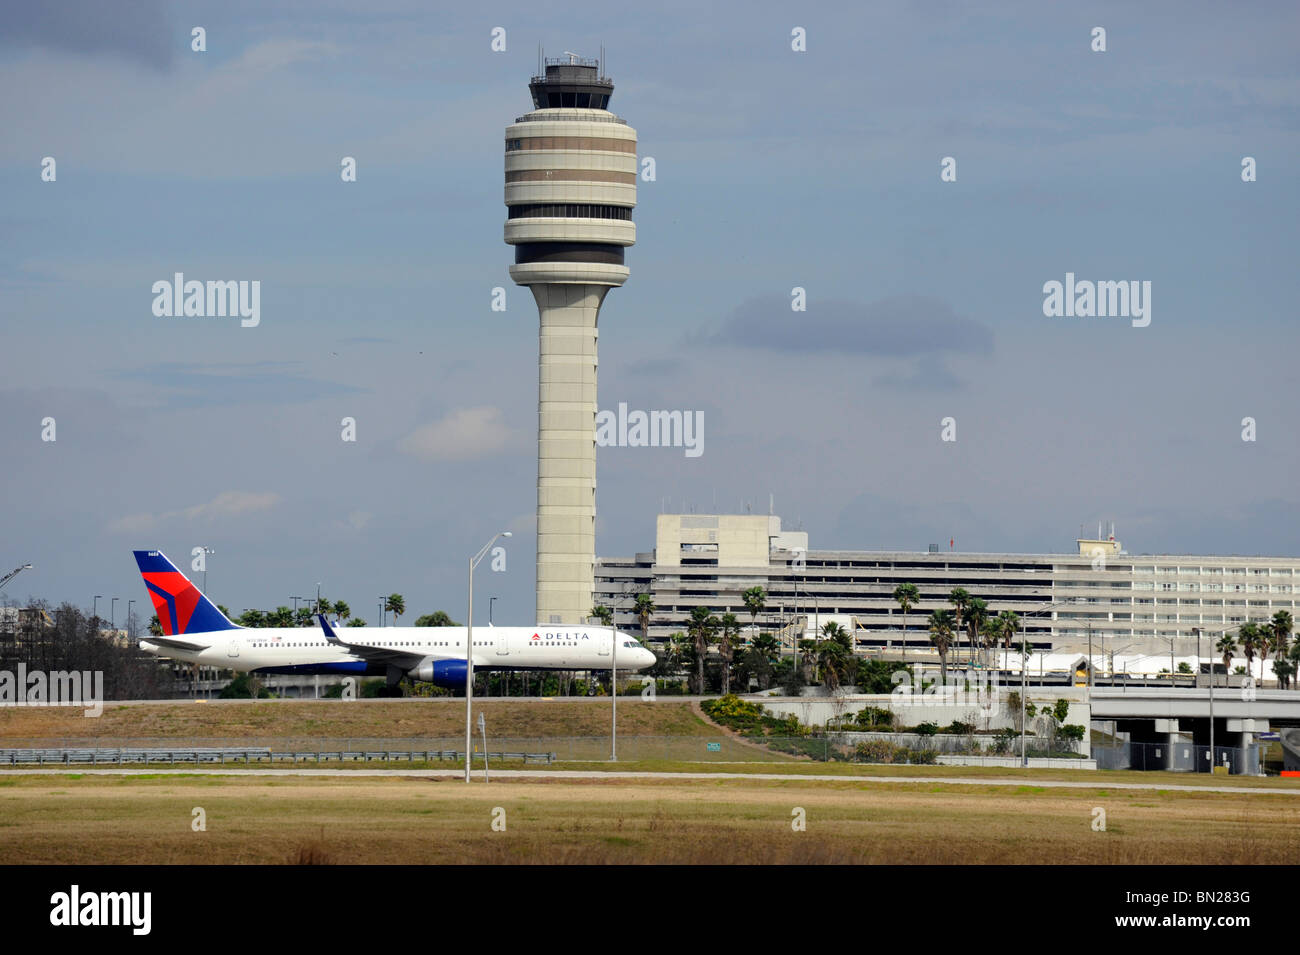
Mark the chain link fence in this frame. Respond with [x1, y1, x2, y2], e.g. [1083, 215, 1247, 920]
[1093, 740, 1260, 774]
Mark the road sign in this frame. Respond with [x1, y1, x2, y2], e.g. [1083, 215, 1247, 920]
[706, 742, 721, 752]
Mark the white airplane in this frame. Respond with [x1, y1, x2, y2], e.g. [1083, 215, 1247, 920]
[133, 550, 655, 687]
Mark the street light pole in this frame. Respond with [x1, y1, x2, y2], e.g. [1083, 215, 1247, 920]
[200, 547, 214, 594]
[466, 531, 511, 783]
[1192, 624, 1252, 773]
[1019, 597, 1077, 767]
[110, 597, 118, 634]
[608, 584, 635, 762]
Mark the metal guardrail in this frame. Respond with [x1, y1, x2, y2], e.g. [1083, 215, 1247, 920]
[0, 747, 556, 766]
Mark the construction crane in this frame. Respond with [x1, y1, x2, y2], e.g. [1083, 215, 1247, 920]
[0, 563, 32, 592]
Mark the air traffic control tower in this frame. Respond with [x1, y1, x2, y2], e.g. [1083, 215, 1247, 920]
[504, 56, 636, 625]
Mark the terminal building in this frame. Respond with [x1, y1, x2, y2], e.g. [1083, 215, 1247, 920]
[595, 514, 1300, 661]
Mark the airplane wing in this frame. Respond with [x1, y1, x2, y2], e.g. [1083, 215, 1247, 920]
[141, 635, 211, 652]
[316, 614, 425, 666]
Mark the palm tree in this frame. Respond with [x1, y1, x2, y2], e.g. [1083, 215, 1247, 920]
[965, 597, 989, 668]
[1270, 610, 1293, 683]
[667, 632, 690, 668]
[314, 595, 330, 615]
[332, 600, 350, 622]
[718, 612, 740, 694]
[268, 606, 294, 628]
[686, 607, 718, 695]
[237, 609, 265, 628]
[929, 609, 956, 686]
[742, 586, 766, 643]
[797, 638, 817, 683]
[948, 588, 970, 664]
[148, 614, 163, 637]
[752, 633, 780, 664]
[1239, 622, 1263, 682]
[893, 583, 919, 659]
[385, 593, 405, 627]
[817, 622, 852, 691]
[591, 605, 614, 627]
[992, 610, 1020, 670]
[634, 592, 655, 644]
[1216, 633, 1236, 688]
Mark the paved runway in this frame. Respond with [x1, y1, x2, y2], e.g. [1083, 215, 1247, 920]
[4, 766, 1298, 795]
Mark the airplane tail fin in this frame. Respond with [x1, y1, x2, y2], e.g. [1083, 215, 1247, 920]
[133, 550, 239, 636]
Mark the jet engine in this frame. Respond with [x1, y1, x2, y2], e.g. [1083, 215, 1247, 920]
[406, 658, 468, 688]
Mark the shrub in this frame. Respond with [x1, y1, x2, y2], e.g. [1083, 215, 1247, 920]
[854, 740, 939, 765]
[854, 739, 899, 763]
[1059, 724, 1086, 743]
[913, 721, 939, 737]
[702, 694, 767, 732]
[945, 720, 973, 735]
[855, 706, 895, 729]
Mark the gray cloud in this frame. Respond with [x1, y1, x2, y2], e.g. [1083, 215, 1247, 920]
[702, 295, 994, 358]
[116, 361, 364, 409]
[0, 0, 174, 70]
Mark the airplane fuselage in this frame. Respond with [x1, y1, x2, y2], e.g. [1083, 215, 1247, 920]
[142, 625, 655, 678]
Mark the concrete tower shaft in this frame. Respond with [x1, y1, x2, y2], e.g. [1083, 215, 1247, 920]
[504, 58, 636, 625]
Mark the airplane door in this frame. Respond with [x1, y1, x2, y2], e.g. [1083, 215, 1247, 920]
[227, 638, 239, 658]
[597, 632, 610, 656]
[495, 631, 509, 657]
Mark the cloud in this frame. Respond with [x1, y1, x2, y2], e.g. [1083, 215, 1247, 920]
[701, 295, 994, 358]
[874, 359, 968, 392]
[398, 407, 515, 461]
[116, 361, 364, 409]
[0, 0, 174, 70]
[108, 490, 281, 534]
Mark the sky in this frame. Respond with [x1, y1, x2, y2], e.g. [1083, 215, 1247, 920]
[2, 0, 1298, 627]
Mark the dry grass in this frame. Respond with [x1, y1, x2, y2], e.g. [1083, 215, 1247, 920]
[0, 699, 711, 741]
[1, 774, 1297, 864]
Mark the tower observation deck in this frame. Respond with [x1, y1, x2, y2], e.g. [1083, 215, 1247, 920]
[504, 56, 636, 625]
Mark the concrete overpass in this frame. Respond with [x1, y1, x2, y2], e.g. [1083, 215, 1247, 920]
[1090, 687, 1300, 773]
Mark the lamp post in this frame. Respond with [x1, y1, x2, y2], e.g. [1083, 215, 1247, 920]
[606, 583, 636, 762]
[110, 597, 118, 634]
[1191, 623, 1247, 773]
[93, 595, 103, 627]
[199, 547, 214, 593]
[127, 599, 135, 645]
[1019, 597, 1082, 767]
[465, 530, 512, 783]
